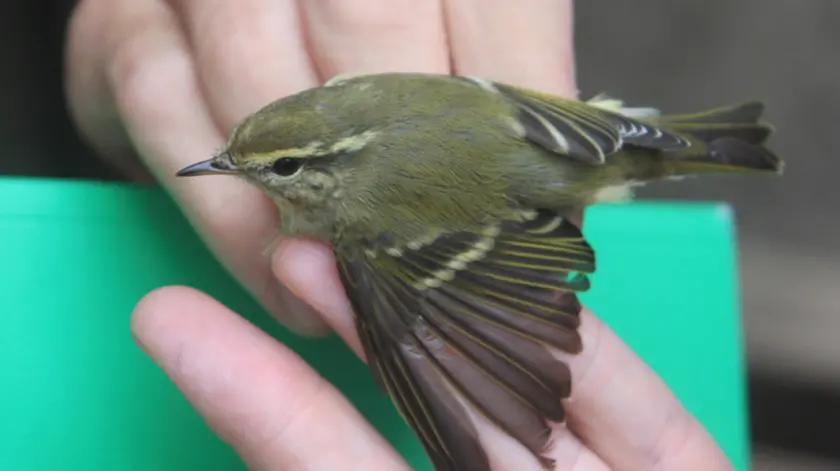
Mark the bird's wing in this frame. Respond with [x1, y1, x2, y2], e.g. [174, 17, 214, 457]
[458, 76, 690, 165]
[335, 209, 596, 471]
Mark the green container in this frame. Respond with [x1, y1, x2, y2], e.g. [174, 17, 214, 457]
[0, 177, 750, 470]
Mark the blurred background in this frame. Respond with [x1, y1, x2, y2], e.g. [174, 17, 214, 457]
[1, 0, 837, 469]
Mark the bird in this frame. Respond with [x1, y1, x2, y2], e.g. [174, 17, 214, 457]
[176, 72, 783, 471]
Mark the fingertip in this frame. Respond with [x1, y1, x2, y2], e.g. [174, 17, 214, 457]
[272, 238, 365, 358]
[130, 286, 403, 471]
[259, 276, 335, 337]
[271, 237, 336, 287]
[130, 284, 205, 359]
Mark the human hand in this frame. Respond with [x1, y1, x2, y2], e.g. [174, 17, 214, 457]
[65, 0, 576, 336]
[132, 286, 735, 471]
[68, 1, 734, 469]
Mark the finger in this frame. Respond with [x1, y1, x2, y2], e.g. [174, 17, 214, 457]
[66, 0, 156, 181]
[299, 0, 450, 81]
[132, 286, 410, 471]
[546, 430, 613, 471]
[271, 238, 364, 357]
[460, 405, 613, 471]
[167, 0, 319, 134]
[444, 0, 578, 97]
[563, 309, 735, 471]
[98, 0, 327, 334]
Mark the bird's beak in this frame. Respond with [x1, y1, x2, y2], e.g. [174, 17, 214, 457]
[176, 157, 240, 177]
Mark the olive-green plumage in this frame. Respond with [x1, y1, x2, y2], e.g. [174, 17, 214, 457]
[177, 72, 783, 471]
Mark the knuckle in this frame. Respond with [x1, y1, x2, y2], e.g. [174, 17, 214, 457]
[569, 309, 604, 391]
[107, 31, 191, 127]
[312, 0, 429, 31]
[66, 0, 116, 86]
[244, 378, 330, 456]
[70, 0, 109, 25]
[648, 402, 699, 470]
[183, 1, 280, 65]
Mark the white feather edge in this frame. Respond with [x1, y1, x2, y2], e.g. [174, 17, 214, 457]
[324, 73, 360, 87]
[587, 94, 662, 119]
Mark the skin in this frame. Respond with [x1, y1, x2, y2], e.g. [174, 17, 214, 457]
[66, 0, 735, 470]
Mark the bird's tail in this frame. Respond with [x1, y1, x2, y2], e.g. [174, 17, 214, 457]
[650, 101, 784, 176]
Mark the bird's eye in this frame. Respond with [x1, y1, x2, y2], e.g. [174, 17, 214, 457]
[271, 157, 303, 177]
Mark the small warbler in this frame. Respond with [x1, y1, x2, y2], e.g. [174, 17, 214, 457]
[177, 72, 783, 471]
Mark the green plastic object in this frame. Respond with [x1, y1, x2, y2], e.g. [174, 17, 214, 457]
[0, 177, 749, 470]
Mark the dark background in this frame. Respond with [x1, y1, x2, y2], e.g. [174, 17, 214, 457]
[2, 1, 838, 469]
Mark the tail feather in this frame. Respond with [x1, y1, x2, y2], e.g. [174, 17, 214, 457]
[656, 101, 766, 125]
[665, 123, 771, 146]
[668, 136, 783, 175]
[648, 101, 784, 176]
